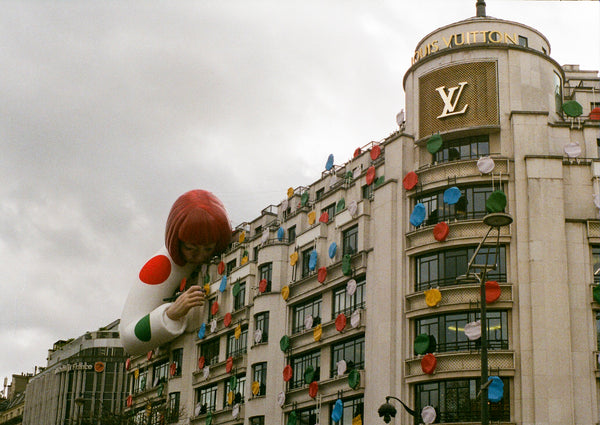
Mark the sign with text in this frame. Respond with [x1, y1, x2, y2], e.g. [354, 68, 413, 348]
[419, 61, 498, 138]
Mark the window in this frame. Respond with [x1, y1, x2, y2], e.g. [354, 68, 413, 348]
[171, 348, 183, 377]
[255, 225, 262, 235]
[259, 263, 272, 292]
[288, 226, 296, 244]
[292, 296, 322, 334]
[224, 374, 246, 407]
[301, 247, 314, 278]
[415, 311, 509, 353]
[252, 362, 267, 396]
[342, 225, 359, 255]
[554, 71, 563, 113]
[253, 246, 259, 261]
[415, 378, 510, 423]
[432, 134, 489, 163]
[329, 397, 363, 425]
[332, 277, 365, 317]
[415, 245, 506, 291]
[201, 338, 220, 366]
[316, 188, 325, 200]
[593, 245, 600, 284]
[196, 384, 218, 413]
[416, 184, 501, 226]
[226, 259, 237, 275]
[362, 184, 373, 200]
[331, 336, 365, 377]
[290, 350, 320, 389]
[322, 203, 336, 222]
[152, 361, 169, 386]
[233, 282, 246, 311]
[166, 392, 180, 423]
[207, 298, 217, 321]
[518, 35, 528, 47]
[596, 313, 600, 350]
[249, 416, 265, 425]
[295, 406, 319, 425]
[134, 368, 148, 393]
[227, 326, 248, 358]
[255, 312, 269, 343]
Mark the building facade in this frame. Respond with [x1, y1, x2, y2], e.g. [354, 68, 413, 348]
[22, 320, 128, 425]
[123, 8, 600, 425]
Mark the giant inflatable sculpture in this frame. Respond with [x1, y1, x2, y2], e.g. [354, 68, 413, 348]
[120, 190, 232, 355]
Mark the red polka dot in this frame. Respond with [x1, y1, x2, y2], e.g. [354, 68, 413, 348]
[366, 166, 376, 185]
[139, 255, 171, 285]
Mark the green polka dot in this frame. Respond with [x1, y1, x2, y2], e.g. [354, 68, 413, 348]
[134, 314, 152, 342]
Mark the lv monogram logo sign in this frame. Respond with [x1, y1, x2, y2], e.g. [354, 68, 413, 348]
[436, 81, 468, 118]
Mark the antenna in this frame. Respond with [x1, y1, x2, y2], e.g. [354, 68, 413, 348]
[476, 0, 486, 17]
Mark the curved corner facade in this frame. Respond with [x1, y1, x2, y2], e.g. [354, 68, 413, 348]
[120, 13, 600, 425]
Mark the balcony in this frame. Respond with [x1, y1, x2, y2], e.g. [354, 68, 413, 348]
[405, 283, 513, 317]
[405, 350, 515, 383]
[412, 157, 510, 191]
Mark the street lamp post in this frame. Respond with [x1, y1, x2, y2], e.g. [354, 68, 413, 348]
[457, 212, 512, 425]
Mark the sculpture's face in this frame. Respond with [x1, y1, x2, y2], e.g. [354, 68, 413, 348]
[179, 241, 216, 265]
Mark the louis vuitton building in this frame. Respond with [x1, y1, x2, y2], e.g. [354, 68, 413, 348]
[123, 5, 600, 425]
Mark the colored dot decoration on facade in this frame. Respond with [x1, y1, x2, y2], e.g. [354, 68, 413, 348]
[485, 280, 502, 303]
[138, 255, 171, 285]
[433, 221, 449, 241]
[259, 279, 268, 293]
[317, 267, 327, 283]
[403, 171, 418, 190]
[370, 144, 381, 160]
[218, 261, 225, 275]
[421, 353, 437, 374]
[365, 166, 376, 185]
[223, 312, 232, 327]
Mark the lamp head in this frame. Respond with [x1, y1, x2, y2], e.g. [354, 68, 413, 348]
[378, 400, 397, 423]
[483, 212, 513, 228]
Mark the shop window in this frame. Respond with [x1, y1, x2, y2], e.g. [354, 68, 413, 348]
[415, 245, 506, 291]
[200, 338, 220, 366]
[290, 350, 320, 389]
[223, 374, 246, 407]
[301, 247, 314, 278]
[292, 296, 322, 334]
[432, 134, 489, 164]
[332, 277, 365, 317]
[226, 259, 237, 275]
[226, 326, 248, 358]
[254, 312, 269, 343]
[518, 35, 528, 47]
[415, 378, 510, 423]
[342, 225, 359, 255]
[233, 282, 246, 311]
[152, 361, 169, 386]
[259, 263, 272, 292]
[329, 396, 363, 425]
[166, 392, 180, 423]
[252, 362, 267, 396]
[195, 385, 217, 414]
[330, 336, 365, 378]
[415, 311, 509, 353]
[171, 348, 183, 377]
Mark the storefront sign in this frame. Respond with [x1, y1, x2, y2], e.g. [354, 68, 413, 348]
[54, 362, 93, 374]
[412, 30, 519, 65]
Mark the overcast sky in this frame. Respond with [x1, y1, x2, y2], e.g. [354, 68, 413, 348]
[1, 0, 599, 388]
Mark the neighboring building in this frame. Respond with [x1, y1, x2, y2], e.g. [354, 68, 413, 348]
[0, 374, 32, 425]
[22, 320, 128, 425]
[124, 5, 600, 425]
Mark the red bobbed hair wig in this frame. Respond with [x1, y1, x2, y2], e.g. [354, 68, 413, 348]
[165, 190, 233, 266]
